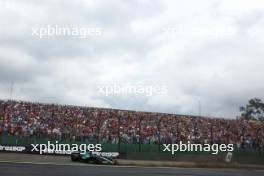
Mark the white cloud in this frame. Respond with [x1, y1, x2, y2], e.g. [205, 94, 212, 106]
[0, 0, 264, 118]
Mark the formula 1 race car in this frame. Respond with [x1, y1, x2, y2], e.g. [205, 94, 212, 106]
[71, 151, 117, 165]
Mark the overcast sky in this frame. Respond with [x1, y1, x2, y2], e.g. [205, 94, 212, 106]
[0, 0, 264, 118]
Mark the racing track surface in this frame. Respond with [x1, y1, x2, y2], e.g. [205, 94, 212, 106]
[0, 153, 263, 176]
[1, 162, 264, 176]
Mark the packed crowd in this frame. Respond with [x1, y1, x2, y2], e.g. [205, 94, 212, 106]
[0, 100, 263, 149]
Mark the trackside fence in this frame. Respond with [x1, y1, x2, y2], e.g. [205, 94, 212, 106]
[0, 134, 263, 165]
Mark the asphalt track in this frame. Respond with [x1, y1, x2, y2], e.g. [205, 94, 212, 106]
[0, 153, 264, 176]
[1, 162, 264, 176]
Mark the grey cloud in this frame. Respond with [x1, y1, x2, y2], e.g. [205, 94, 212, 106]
[0, 0, 264, 118]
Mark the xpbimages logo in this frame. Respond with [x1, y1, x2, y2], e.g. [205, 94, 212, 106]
[31, 25, 102, 39]
[163, 141, 234, 155]
[97, 83, 168, 96]
[31, 141, 102, 154]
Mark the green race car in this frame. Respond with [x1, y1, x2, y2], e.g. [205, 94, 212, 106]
[71, 151, 117, 165]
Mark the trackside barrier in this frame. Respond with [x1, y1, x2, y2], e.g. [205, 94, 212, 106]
[0, 134, 263, 164]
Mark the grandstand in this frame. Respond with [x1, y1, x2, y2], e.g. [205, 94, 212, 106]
[0, 99, 263, 150]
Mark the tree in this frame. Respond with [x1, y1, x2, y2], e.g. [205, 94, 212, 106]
[240, 98, 264, 122]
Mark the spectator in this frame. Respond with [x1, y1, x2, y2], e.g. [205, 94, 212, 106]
[0, 99, 263, 149]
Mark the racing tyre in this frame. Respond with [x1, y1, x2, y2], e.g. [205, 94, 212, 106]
[71, 153, 80, 161]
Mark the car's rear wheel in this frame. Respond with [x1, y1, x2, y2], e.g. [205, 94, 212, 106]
[71, 153, 80, 161]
